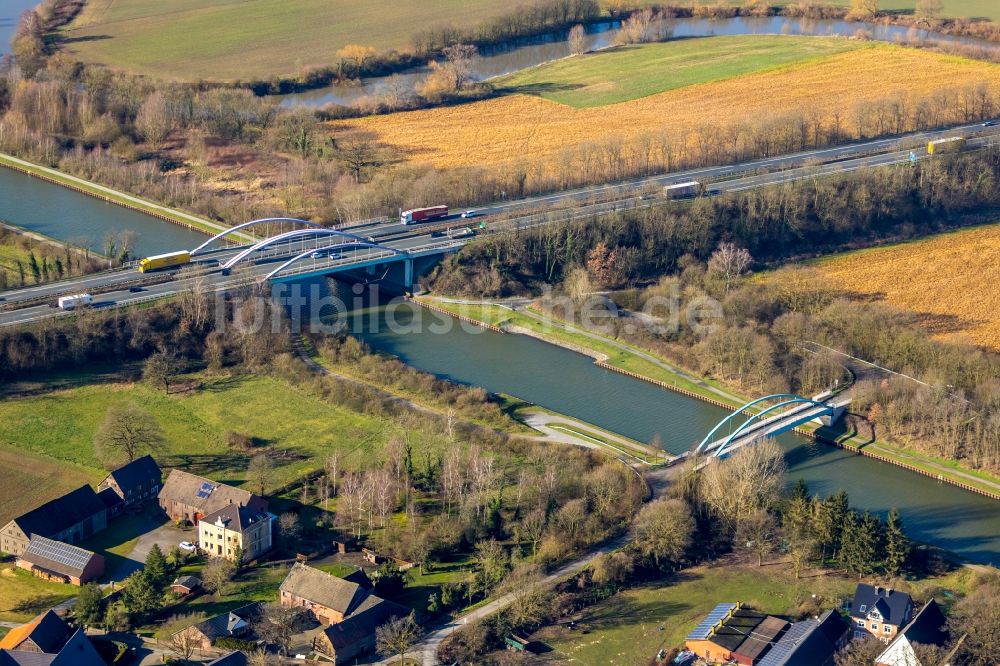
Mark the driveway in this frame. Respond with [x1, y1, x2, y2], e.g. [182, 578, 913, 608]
[109, 522, 192, 582]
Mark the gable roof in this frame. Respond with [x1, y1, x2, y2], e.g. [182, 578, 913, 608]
[279, 563, 371, 616]
[851, 584, 912, 627]
[342, 568, 373, 591]
[0, 611, 70, 653]
[172, 575, 202, 591]
[188, 604, 262, 643]
[104, 455, 161, 495]
[734, 616, 789, 661]
[0, 628, 103, 666]
[208, 652, 249, 666]
[9, 487, 105, 540]
[201, 504, 270, 533]
[875, 600, 950, 666]
[20, 537, 102, 578]
[322, 597, 410, 651]
[97, 488, 123, 511]
[757, 610, 848, 666]
[159, 470, 264, 516]
[705, 608, 769, 652]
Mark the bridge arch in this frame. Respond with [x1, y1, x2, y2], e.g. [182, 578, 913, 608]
[263, 241, 408, 281]
[220, 228, 379, 271]
[711, 396, 832, 458]
[695, 394, 817, 454]
[190, 217, 322, 255]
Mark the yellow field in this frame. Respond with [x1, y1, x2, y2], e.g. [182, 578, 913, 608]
[337, 46, 1000, 170]
[814, 223, 1000, 350]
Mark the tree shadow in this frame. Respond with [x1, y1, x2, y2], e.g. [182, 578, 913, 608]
[10, 594, 69, 616]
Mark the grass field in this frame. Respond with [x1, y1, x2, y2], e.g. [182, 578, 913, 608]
[340, 43, 1000, 170]
[0, 373, 444, 524]
[62, 0, 513, 80]
[498, 36, 859, 108]
[811, 221, 1000, 350]
[0, 564, 77, 623]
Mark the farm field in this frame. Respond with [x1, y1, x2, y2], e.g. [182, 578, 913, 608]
[811, 222, 1000, 350]
[62, 0, 513, 80]
[0, 373, 444, 523]
[339, 44, 1000, 170]
[0, 447, 103, 529]
[498, 35, 860, 108]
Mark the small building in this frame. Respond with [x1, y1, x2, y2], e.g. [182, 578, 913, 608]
[97, 455, 162, 517]
[0, 485, 107, 557]
[685, 603, 778, 664]
[314, 595, 411, 665]
[0, 609, 104, 665]
[197, 504, 272, 562]
[733, 616, 790, 665]
[279, 563, 378, 626]
[850, 584, 914, 643]
[172, 604, 261, 652]
[158, 469, 267, 525]
[875, 600, 949, 666]
[757, 610, 850, 666]
[171, 575, 203, 596]
[16, 536, 104, 586]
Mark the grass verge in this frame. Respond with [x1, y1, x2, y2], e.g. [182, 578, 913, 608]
[0, 564, 77, 623]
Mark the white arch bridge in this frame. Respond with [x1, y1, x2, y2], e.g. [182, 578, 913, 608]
[187, 217, 466, 289]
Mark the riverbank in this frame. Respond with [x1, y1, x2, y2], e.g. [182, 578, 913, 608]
[414, 295, 1000, 502]
[0, 153, 253, 243]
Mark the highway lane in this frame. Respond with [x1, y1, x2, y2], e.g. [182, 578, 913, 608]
[1, 121, 997, 327]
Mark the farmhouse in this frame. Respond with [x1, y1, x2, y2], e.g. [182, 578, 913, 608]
[279, 563, 373, 625]
[875, 600, 950, 666]
[0, 609, 104, 665]
[850, 584, 914, 643]
[197, 503, 272, 562]
[0, 485, 107, 557]
[97, 454, 162, 517]
[16, 535, 104, 585]
[158, 469, 267, 524]
[314, 595, 411, 665]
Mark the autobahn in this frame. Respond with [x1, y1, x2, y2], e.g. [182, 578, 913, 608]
[1, 119, 998, 328]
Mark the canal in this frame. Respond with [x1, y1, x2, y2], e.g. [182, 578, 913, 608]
[0, 166, 207, 256]
[345, 301, 1000, 565]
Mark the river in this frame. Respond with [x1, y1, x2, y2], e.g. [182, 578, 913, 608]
[280, 15, 997, 108]
[0, 166, 207, 255]
[0, 0, 38, 55]
[344, 301, 1000, 565]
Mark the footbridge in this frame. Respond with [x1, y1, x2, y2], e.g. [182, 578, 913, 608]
[695, 392, 850, 459]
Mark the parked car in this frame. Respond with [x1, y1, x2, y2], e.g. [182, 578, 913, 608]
[179, 541, 196, 552]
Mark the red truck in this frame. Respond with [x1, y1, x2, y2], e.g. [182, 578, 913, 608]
[401, 205, 448, 225]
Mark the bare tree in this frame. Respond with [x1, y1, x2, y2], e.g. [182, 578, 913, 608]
[634, 498, 694, 568]
[376, 612, 419, 665]
[135, 91, 173, 146]
[160, 613, 207, 662]
[568, 24, 587, 55]
[700, 438, 786, 534]
[142, 351, 175, 394]
[708, 242, 753, 293]
[202, 558, 236, 597]
[734, 509, 780, 566]
[254, 603, 300, 656]
[617, 9, 653, 45]
[94, 403, 164, 465]
[248, 454, 274, 497]
[915, 0, 944, 19]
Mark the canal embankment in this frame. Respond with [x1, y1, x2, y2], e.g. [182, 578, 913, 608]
[412, 295, 1000, 503]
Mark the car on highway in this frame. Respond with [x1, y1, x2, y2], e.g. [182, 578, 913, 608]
[460, 210, 479, 218]
[128, 286, 144, 293]
[310, 249, 342, 260]
[179, 541, 196, 552]
[431, 230, 445, 238]
[983, 121, 997, 127]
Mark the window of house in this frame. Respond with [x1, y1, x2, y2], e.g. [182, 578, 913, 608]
[856, 620, 865, 627]
[884, 626, 892, 634]
[870, 622, 878, 630]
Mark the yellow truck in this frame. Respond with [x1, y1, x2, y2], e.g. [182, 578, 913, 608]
[927, 136, 967, 155]
[138, 251, 191, 273]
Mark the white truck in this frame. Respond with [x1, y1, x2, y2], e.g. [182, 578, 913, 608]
[58, 293, 93, 310]
[664, 181, 701, 199]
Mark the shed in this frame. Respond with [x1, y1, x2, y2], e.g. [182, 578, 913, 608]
[16, 536, 104, 585]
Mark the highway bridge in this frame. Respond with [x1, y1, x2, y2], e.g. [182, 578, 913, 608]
[2, 119, 999, 328]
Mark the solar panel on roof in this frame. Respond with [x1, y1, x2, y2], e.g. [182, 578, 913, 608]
[195, 482, 216, 499]
[756, 621, 814, 666]
[686, 602, 739, 640]
[25, 536, 93, 572]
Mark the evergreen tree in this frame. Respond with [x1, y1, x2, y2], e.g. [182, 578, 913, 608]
[828, 490, 850, 559]
[790, 478, 809, 502]
[783, 493, 812, 542]
[144, 543, 168, 588]
[845, 511, 881, 579]
[838, 510, 860, 572]
[883, 507, 909, 576]
[811, 496, 836, 561]
[121, 570, 161, 616]
[27, 251, 40, 284]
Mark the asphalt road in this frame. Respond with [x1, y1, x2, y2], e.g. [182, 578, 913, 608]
[2, 120, 998, 328]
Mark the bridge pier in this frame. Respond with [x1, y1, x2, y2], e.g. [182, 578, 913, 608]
[821, 404, 847, 427]
[403, 259, 413, 293]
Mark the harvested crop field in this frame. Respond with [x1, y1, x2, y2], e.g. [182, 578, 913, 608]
[814, 223, 1000, 350]
[337, 45, 1000, 170]
[0, 447, 102, 526]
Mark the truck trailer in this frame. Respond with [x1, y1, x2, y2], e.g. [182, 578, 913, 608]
[138, 251, 191, 273]
[401, 205, 448, 225]
[927, 137, 967, 155]
[664, 181, 701, 199]
[58, 293, 93, 310]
